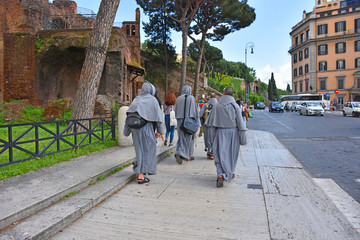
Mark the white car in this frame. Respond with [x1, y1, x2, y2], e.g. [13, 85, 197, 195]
[343, 102, 360, 117]
[299, 102, 325, 116]
[290, 101, 302, 112]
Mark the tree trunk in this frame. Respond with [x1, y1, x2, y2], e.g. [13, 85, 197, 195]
[180, 19, 188, 93]
[71, 0, 120, 122]
[193, 33, 206, 100]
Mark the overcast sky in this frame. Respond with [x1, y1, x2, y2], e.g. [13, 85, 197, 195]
[71, 0, 315, 90]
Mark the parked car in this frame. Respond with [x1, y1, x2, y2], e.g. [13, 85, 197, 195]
[299, 102, 324, 116]
[269, 102, 283, 113]
[254, 102, 265, 110]
[343, 102, 360, 117]
[290, 101, 302, 112]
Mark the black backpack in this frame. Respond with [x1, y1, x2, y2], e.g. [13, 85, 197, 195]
[126, 112, 147, 129]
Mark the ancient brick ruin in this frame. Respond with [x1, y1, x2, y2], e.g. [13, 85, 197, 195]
[0, 0, 144, 112]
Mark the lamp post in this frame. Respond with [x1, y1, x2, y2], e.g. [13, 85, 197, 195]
[245, 42, 254, 104]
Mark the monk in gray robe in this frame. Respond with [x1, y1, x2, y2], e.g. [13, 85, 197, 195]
[174, 85, 200, 164]
[200, 93, 218, 159]
[123, 82, 165, 184]
[205, 87, 247, 187]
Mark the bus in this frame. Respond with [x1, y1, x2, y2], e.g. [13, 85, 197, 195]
[279, 94, 330, 109]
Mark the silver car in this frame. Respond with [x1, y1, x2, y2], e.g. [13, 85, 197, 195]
[290, 101, 302, 112]
[343, 102, 360, 117]
[299, 102, 325, 116]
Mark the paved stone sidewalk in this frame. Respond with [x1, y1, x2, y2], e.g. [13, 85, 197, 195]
[51, 130, 360, 240]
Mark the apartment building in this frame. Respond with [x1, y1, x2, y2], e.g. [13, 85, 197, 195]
[289, 0, 360, 105]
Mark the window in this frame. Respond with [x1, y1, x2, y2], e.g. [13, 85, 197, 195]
[299, 66, 303, 75]
[338, 97, 344, 106]
[318, 44, 328, 55]
[299, 81, 303, 92]
[304, 48, 309, 58]
[355, 40, 360, 51]
[294, 53, 297, 63]
[319, 61, 327, 71]
[357, 78, 360, 88]
[306, 29, 310, 40]
[305, 79, 309, 91]
[301, 33, 305, 43]
[294, 82, 298, 93]
[337, 78, 344, 89]
[126, 25, 130, 35]
[356, 58, 360, 68]
[318, 24, 328, 35]
[335, 21, 346, 32]
[338, 9, 349, 14]
[320, 79, 327, 90]
[294, 68, 298, 77]
[305, 64, 309, 73]
[355, 18, 360, 33]
[335, 42, 346, 53]
[336, 59, 345, 70]
[295, 37, 299, 46]
[299, 51, 303, 61]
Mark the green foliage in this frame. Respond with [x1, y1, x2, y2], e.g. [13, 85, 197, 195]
[21, 105, 45, 123]
[35, 38, 45, 53]
[112, 103, 121, 119]
[0, 110, 7, 125]
[0, 139, 118, 181]
[249, 93, 265, 105]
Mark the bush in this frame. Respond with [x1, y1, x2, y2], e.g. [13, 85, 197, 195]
[21, 105, 45, 123]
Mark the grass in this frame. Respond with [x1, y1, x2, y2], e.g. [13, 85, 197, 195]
[0, 138, 118, 181]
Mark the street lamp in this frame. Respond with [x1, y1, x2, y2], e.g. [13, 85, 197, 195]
[245, 42, 254, 104]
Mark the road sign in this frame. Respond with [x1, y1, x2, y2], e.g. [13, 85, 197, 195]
[335, 89, 339, 94]
[325, 93, 330, 97]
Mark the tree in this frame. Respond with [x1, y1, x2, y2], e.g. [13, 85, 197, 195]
[267, 72, 277, 101]
[188, 0, 255, 99]
[71, 0, 120, 121]
[137, 0, 176, 94]
[286, 83, 291, 93]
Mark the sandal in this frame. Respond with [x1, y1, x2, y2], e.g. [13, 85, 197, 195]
[164, 139, 167, 146]
[209, 154, 215, 160]
[175, 154, 183, 164]
[169, 143, 173, 146]
[137, 177, 150, 184]
[187, 157, 195, 162]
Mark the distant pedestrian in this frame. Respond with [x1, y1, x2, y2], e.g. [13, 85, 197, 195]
[163, 91, 176, 147]
[174, 85, 200, 164]
[123, 81, 165, 184]
[205, 87, 247, 187]
[244, 103, 250, 122]
[200, 93, 218, 160]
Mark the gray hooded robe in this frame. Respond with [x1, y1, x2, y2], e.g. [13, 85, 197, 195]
[200, 97, 218, 154]
[123, 82, 165, 174]
[175, 85, 200, 160]
[205, 95, 247, 182]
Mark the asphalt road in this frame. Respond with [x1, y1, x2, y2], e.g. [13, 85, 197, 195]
[247, 108, 360, 204]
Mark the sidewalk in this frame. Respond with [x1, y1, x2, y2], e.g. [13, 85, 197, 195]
[1, 130, 360, 239]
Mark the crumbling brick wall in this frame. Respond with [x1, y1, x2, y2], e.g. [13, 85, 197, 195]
[3, 33, 38, 104]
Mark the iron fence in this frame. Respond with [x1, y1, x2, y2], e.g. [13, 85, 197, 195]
[0, 114, 116, 167]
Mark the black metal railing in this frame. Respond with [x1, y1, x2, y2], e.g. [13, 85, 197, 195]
[0, 114, 116, 167]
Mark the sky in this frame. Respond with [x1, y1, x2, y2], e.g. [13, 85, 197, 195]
[69, 0, 316, 90]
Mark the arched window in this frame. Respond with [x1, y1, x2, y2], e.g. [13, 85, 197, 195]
[131, 25, 136, 36]
[126, 25, 130, 35]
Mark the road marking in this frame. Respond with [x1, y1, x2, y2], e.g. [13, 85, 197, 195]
[263, 112, 293, 130]
[314, 178, 360, 233]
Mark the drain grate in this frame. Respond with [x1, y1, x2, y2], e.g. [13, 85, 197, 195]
[247, 184, 263, 190]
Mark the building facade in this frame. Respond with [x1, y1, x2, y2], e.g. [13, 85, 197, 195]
[289, 0, 360, 105]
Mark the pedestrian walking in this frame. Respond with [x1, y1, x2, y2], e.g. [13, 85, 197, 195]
[123, 81, 165, 184]
[205, 87, 247, 187]
[174, 85, 200, 164]
[200, 93, 218, 160]
[163, 91, 176, 147]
